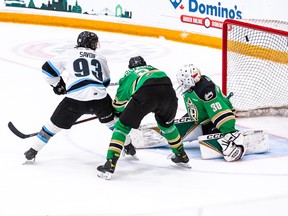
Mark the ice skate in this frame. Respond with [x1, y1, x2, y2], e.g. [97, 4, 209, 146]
[122, 143, 139, 160]
[23, 148, 38, 164]
[97, 159, 116, 180]
[168, 148, 191, 169]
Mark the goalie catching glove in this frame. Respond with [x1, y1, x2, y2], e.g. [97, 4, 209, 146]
[52, 76, 66, 95]
[217, 132, 247, 162]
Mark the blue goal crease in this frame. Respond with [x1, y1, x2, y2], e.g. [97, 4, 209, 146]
[152, 130, 288, 160]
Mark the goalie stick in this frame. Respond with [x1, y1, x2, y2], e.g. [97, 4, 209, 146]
[8, 116, 98, 139]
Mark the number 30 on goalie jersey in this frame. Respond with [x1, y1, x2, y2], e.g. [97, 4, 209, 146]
[182, 75, 236, 135]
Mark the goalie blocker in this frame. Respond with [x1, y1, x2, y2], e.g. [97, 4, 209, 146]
[129, 117, 269, 160]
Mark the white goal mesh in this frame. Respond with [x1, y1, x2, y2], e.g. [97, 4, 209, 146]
[222, 19, 288, 117]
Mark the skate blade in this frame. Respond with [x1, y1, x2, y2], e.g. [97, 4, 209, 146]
[97, 171, 112, 180]
[129, 154, 139, 160]
[175, 162, 192, 169]
[122, 152, 140, 160]
[22, 160, 35, 165]
[133, 155, 139, 160]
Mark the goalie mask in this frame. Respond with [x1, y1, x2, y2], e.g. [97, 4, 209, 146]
[176, 64, 201, 93]
[76, 31, 99, 50]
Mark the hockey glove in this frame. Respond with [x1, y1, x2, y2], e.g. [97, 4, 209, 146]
[217, 132, 247, 162]
[52, 77, 66, 95]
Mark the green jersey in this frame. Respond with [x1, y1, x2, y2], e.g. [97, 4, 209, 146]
[182, 75, 236, 134]
[113, 65, 168, 112]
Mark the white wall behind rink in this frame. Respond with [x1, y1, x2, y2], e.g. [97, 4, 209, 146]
[1, 0, 287, 39]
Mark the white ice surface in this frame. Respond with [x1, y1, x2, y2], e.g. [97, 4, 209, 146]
[0, 22, 288, 216]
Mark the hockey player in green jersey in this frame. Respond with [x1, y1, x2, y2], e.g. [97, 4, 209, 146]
[176, 64, 247, 162]
[97, 56, 190, 179]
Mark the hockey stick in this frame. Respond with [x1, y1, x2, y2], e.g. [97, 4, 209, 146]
[110, 82, 119, 86]
[8, 81, 119, 139]
[8, 116, 98, 139]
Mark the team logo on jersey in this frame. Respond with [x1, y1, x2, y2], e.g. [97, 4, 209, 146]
[187, 98, 198, 122]
[204, 91, 214, 101]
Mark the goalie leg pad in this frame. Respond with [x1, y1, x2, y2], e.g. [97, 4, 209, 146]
[129, 125, 168, 149]
[198, 130, 268, 160]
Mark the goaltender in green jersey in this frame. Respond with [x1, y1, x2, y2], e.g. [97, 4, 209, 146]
[178, 66, 236, 135]
[176, 64, 247, 162]
[129, 64, 268, 162]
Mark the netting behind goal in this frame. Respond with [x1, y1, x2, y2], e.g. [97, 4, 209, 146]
[222, 19, 288, 117]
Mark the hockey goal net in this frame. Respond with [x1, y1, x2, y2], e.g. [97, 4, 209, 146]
[222, 19, 288, 117]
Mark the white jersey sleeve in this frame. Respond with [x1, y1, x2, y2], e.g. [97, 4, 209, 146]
[41, 47, 111, 101]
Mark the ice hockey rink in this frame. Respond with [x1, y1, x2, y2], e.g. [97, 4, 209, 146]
[0, 22, 288, 216]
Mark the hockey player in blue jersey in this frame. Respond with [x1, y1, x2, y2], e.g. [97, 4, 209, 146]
[24, 31, 136, 162]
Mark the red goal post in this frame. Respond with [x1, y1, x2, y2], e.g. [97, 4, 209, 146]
[222, 19, 288, 117]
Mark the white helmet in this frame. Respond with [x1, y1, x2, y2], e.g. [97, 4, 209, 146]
[176, 64, 201, 93]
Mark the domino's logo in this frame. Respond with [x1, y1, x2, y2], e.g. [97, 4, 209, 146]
[169, 0, 242, 20]
[170, 0, 183, 9]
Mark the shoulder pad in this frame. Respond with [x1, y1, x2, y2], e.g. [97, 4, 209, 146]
[193, 76, 217, 101]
